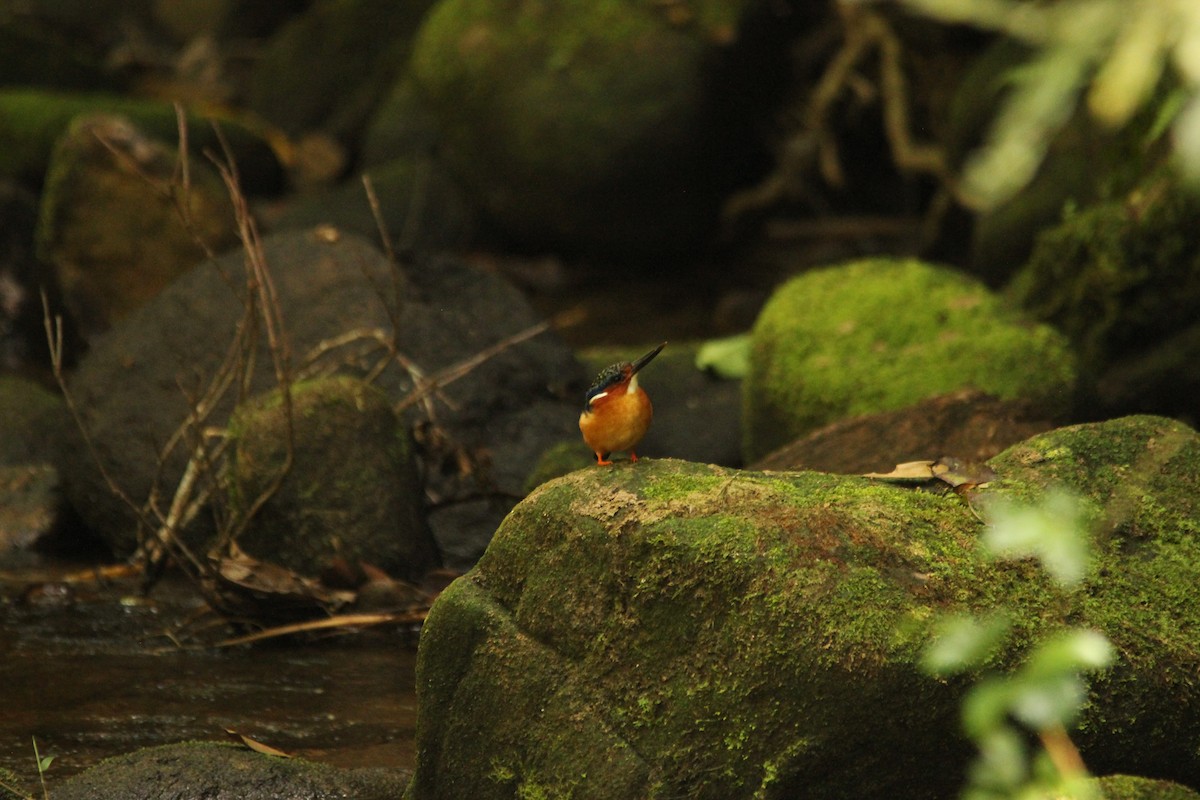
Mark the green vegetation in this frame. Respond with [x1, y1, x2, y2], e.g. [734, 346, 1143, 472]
[895, 0, 1200, 206]
[922, 492, 1113, 800]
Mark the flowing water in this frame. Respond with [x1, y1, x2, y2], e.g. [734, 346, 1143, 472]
[0, 564, 418, 788]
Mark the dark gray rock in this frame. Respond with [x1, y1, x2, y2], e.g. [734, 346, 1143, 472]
[57, 230, 584, 569]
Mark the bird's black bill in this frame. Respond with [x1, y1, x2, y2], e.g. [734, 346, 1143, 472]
[630, 342, 667, 375]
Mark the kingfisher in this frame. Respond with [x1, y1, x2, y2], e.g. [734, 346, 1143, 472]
[579, 342, 666, 465]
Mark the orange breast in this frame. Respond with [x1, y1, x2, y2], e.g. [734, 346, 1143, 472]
[579, 386, 653, 455]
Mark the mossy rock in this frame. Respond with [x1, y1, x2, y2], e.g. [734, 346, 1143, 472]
[0, 88, 282, 189]
[36, 114, 238, 337]
[51, 741, 408, 800]
[742, 258, 1078, 462]
[227, 375, 438, 580]
[408, 0, 760, 257]
[1008, 171, 1200, 417]
[1093, 775, 1200, 800]
[248, 0, 436, 142]
[406, 416, 1200, 799]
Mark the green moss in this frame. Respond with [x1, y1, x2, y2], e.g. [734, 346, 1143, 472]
[524, 440, 593, 493]
[225, 375, 434, 578]
[408, 0, 756, 254]
[1092, 774, 1200, 800]
[1009, 170, 1200, 371]
[743, 257, 1078, 461]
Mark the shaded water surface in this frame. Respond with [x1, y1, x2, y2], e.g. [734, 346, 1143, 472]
[0, 567, 418, 787]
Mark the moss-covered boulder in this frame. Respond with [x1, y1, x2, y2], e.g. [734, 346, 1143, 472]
[1008, 171, 1200, 418]
[406, 416, 1200, 799]
[743, 258, 1078, 462]
[50, 741, 408, 800]
[248, 0, 435, 143]
[0, 88, 282, 189]
[409, 0, 769, 257]
[227, 375, 437, 580]
[36, 114, 237, 337]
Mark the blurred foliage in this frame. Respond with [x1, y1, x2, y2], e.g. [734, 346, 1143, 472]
[877, 0, 1200, 207]
[921, 490, 1114, 799]
[695, 333, 750, 379]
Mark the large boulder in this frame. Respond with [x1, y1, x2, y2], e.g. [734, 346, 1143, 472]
[742, 257, 1078, 462]
[57, 230, 584, 568]
[408, 0, 778, 257]
[406, 416, 1200, 799]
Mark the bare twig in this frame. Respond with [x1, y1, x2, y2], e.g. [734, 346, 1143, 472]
[212, 610, 427, 648]
[395, 318, 552, 413]
[41, 292, 148, 527]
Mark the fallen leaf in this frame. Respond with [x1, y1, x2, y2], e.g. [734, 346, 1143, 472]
[863, 460, 937, 480]
[224, 728, 292, 758]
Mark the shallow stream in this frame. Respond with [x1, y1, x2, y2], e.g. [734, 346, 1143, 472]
[0, 564, 418, 788]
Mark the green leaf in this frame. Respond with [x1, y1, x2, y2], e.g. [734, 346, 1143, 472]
[968, 726, 1028, 791]
[694, 334, 750, 379]
[1024, 629, 1115, 677]
[921, 613, 1011, 675]
[983, 491, 1092, 587]
[1009, 673, 1086, 730]
[962, 676, 1015, 738]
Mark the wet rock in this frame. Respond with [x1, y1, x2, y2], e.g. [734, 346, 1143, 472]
[742, 257, 1078, 462]
[51, 741, 408, 800]
[750, 388, 1058, 473]
[408, 0, 774, 257]
[37, 114, 238, 338]
[227, 375, 437, 580]
[1009, 169, 1200, 421]
[57, 230, 583, 567]
[408, 416, 1200, 799]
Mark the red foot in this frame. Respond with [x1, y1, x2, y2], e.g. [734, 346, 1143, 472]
[595, 453, 613, 466]
[629, 452, 639, 462]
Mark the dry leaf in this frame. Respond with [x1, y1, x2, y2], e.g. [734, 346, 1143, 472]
[224, 728, 292, 758]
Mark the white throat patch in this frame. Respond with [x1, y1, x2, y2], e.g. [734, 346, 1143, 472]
[627, 373, 639, 394]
